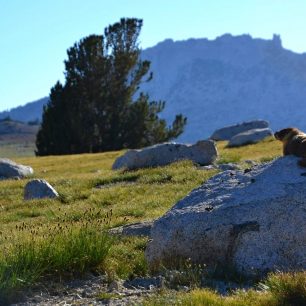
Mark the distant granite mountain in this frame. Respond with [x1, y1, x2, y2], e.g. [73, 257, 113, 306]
[141, 34, 306, 142]
[3, 34, 306, 143]
[0, 97, 48, 123]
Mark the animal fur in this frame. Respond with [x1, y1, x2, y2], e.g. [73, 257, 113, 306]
[274, 127, 306, 167]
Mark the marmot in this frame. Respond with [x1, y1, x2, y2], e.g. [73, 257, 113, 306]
[274, 127, 306, 166]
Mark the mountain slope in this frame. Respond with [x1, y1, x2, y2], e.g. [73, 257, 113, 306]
[0, 97, 48, 123]
[141, 34, 306, 142]
[3, 34, 306, 143]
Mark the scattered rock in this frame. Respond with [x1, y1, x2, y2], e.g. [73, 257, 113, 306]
[218, 163, 241, 171]
[210, 120, 269, 141]
[109, 221, 154, 237]
[146, 156, 306, 276]
[108, 280, 123, 292]
[14, 273, 157, 305]
[197, 165, 218, 171]
[227, 128, 273, 147]
[24, 179, 59, 200]
[244, 160, 257, 166]
[123, 276, 164, 290]
[112, 140, 218, 170]
[0, 158, 33, 179]
[198, 163, 240, 171]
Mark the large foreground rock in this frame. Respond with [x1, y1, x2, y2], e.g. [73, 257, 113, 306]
[210, 120, 269, 141]
[112, 140, 218, 170]
[227, 128, 273, 147]
[0, 158, 33, 179]
[24, 179, 59, 200]
[146, 156, 306, 276]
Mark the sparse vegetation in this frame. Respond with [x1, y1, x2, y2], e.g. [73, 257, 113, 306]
[1, 137, 302, 305]
[144, 271, 306, 306]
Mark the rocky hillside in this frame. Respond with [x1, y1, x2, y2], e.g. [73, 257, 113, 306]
[141, 34, 306, 142]
[3, 34, 306, 143]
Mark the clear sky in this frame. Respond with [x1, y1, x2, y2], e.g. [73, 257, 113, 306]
[1, 0, 306, 111]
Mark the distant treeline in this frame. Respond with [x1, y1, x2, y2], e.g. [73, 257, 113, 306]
[0, 116, 39, 126]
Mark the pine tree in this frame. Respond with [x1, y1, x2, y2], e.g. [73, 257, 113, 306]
[36, 18, 187, 156]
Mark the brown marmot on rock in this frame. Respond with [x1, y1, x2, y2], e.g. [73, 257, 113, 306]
[274, 127, 306, 167]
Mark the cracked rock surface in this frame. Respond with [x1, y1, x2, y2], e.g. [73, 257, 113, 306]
[146, 156, 306, 276]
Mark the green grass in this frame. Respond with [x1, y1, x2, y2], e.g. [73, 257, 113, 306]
[263, 271, 306, 305]
[0, 213, 113, 304]
[144, 271, 306, 306]
[0, 141, 36, 158]
[216, 137, 281, 164]
[97, 292, 123, 300]
[0, 136, 299, 305]
[143, 289, 274, 306]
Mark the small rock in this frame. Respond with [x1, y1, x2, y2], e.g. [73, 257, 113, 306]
[112, 140, 218, 170]
[108, 280, 122, 292]
[197, 165, 218, 171]
[227, 128, 273, 147]
[218, 163, 241, 171]
[0, 158, 33, 179]
[24, 179, 59, 200]
[123, 276, 164, 290]
[244, 160, 257, 166]
[210, 120, 269, 141]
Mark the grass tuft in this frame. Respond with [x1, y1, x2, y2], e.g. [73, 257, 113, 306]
[0, 210, 114, 304]
[263, 271, 306, 306]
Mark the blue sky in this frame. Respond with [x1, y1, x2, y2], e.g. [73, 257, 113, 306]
[1, 0, 306, 111]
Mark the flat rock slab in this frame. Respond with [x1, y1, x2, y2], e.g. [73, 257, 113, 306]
[112, 140, 218, 170]
[210, 120, 269, 141]
[109, 221, 154, 237]
[0, 158, 33, 179]
[228, 128, 273, 147]
[146, 156, 306, 276]
[24, 179, 59, 200]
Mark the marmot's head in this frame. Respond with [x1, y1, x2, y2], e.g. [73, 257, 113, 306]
[274, 127, 300, 141]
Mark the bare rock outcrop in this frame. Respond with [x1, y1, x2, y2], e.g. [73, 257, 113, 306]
[146, 156, 306, 276]
[112, 140, 218, 170]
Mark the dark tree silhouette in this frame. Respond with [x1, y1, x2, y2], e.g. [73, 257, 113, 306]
[36, 18, 186, 155]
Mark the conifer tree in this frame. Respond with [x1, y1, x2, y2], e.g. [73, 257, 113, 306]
[36, 18, 187, 155]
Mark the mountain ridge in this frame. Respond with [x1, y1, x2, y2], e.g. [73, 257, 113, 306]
[3, 34, 306, 142]
[0, 97, 48, 123]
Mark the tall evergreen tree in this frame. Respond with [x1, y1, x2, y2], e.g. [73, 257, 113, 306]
[36, 18, 187, 156]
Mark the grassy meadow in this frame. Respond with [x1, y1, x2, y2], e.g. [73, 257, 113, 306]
[0, 119, 38, 158]
[1, 136, 305, 305]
